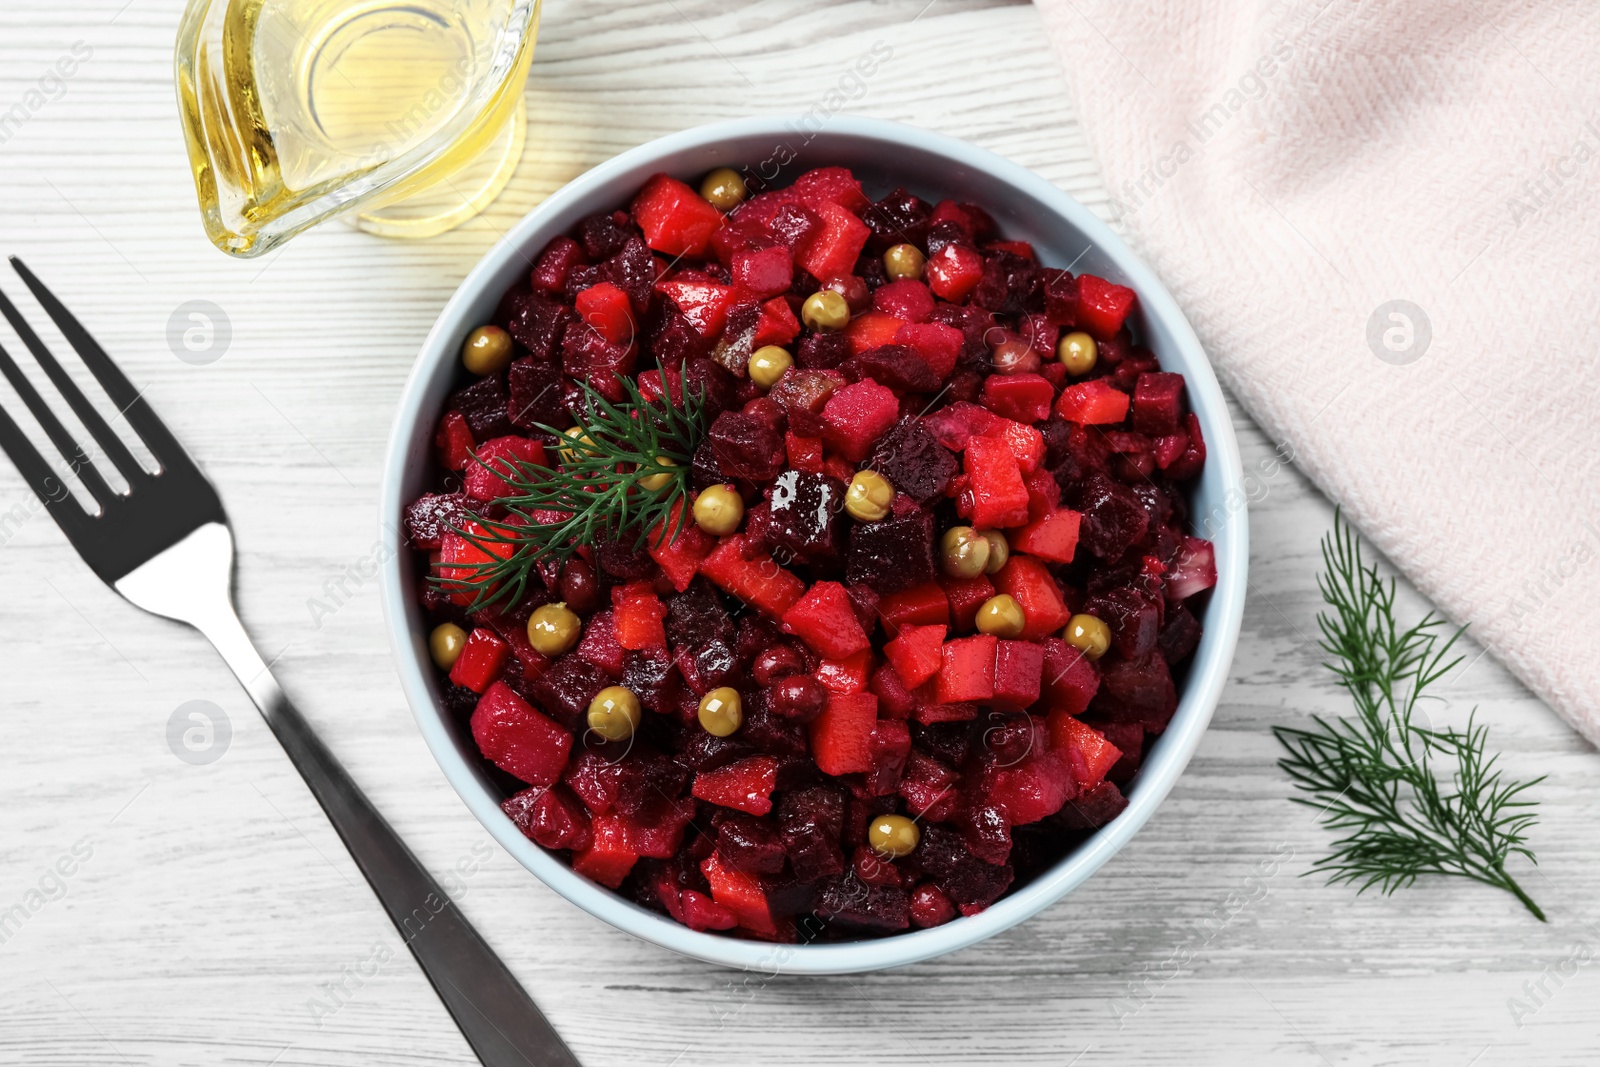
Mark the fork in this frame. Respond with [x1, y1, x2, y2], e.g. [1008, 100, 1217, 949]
[0, 258, 580, 1067]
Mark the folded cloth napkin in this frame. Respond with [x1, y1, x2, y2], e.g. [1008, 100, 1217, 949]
[1036, 0, 1600, 741]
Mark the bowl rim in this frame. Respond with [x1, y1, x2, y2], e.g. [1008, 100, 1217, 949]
[378, 114, 1248, 975]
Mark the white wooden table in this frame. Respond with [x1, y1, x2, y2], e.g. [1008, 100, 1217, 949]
[2, 1, 1597, 1064]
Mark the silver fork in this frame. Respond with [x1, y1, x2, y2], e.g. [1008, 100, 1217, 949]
[0, 257, 580, 1067]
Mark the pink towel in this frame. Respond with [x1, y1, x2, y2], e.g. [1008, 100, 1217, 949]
[1036, 0, 1600, 741]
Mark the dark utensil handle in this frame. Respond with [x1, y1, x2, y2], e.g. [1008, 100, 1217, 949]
[210, 609, 580, 1067]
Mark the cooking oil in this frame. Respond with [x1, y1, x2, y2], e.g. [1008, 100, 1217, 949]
[176, 0, 539, 256]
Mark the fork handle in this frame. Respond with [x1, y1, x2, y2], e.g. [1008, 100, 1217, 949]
[201, 606, 582, 1067]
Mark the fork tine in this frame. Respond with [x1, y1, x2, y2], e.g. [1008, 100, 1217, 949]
[0, 283, 147, 486]
[0, 390, 91, 537]
[8, 257, 191, 474]
[0, 337, 117, 507]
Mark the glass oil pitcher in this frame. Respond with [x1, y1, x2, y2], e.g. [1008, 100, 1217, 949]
[175, 0, 541, 257]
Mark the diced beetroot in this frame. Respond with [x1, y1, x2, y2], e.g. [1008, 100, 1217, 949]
[993, 639, 1045, 707]
[1167, 536, 1217, 601]
[435, 411, 475, 471]
[1095, 722, 1145, 784]
[1041, 269, 1078, 325]
[1055, 780, 1130, 829]
[404, 492, 468, 551]
[790, 166, 871, 214]
[982, 373, 1054, 424]
[766, 200, 824, 251]
[680, 888, 739, 931]
[470, 681, 573, 786]
[785, 431, 823, 473]
[963, 435, 1030, 529]
[532, 235, 587, 293]
[844, 310, 907, 356]
[797, 201, 871, 281]
[1159, 602, 1204, 665]
[926, 242, 983, 301]
[986, 749, 1076, 825]
[731, 245, 793, 300]
[1131, 371, 1185, 436]
[611, 581, 668, 653]
[938, 572, 994, 633]
[1076, 274, 1137, 339]
[993, 557, 1071, 639]
[1163, 411, 1207, 481]
[935, 635, 997, 703]
[646, 501, 716, 592]
[1024, 467, 1062, 520]
[716, 814, 787, 874]
[1089, 586, 1161, 660]
[809, 691, 878, 775]
[1072, 473, 1150, 562]
[1094, 653, 1179, 728]
[1154, 431, 1188, 470]
[781, 581, 870, 660]
[1010, 507, 1082, 564]
[498, 292, 573, 364]
[693, 755, 780, 815]
[816, 648, 873, 694]
[883, 623, 946, 689]
[701, 853, 778, 935]
[464, 435, 546, 502]
[562, 749, 624, 813]
[449, 627, 509, 693]
[1055, 379, 1131, 425]
[1048, 712, 1122, 789]
[845, 344, 939, 394]
[575, 609, 625, 677]
[769, 367, 845, 420]
[870, 662, 918, 719]
[754, 296, 801, 348]
[821, 379, 900, 462]
[656, 277, 735, 338]
[632, 173, 723, 258]
[850, 844, 904, 888]
[878, 582, 950, 632]
[893, 321, 963, 381]
[709, 408, 786, 482]
[572, 813, 639, 888]
[866, 419, 958, 506]
[574, 281, 635, 344]
[562, 325, 636, 401]
[961, 803, 1012, 865]
[899, 752, 961, 821]
[873, 279, 935, 324]
[503, 784, 592, 852]
[698, 534, 806, 618]
[866, 719, 912, 796]
[1020, 312, 1058, 357]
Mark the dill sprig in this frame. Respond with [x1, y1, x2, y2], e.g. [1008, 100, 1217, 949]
[1274, 511, 1545, 920]
[437, 370, 707, 612]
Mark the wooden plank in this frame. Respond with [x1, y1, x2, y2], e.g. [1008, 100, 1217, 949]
[0, 0, 1595, 1064]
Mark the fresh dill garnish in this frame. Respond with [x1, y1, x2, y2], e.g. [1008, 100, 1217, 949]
[1274, 511, 1545, 920]
[435, 370, 707, 612]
